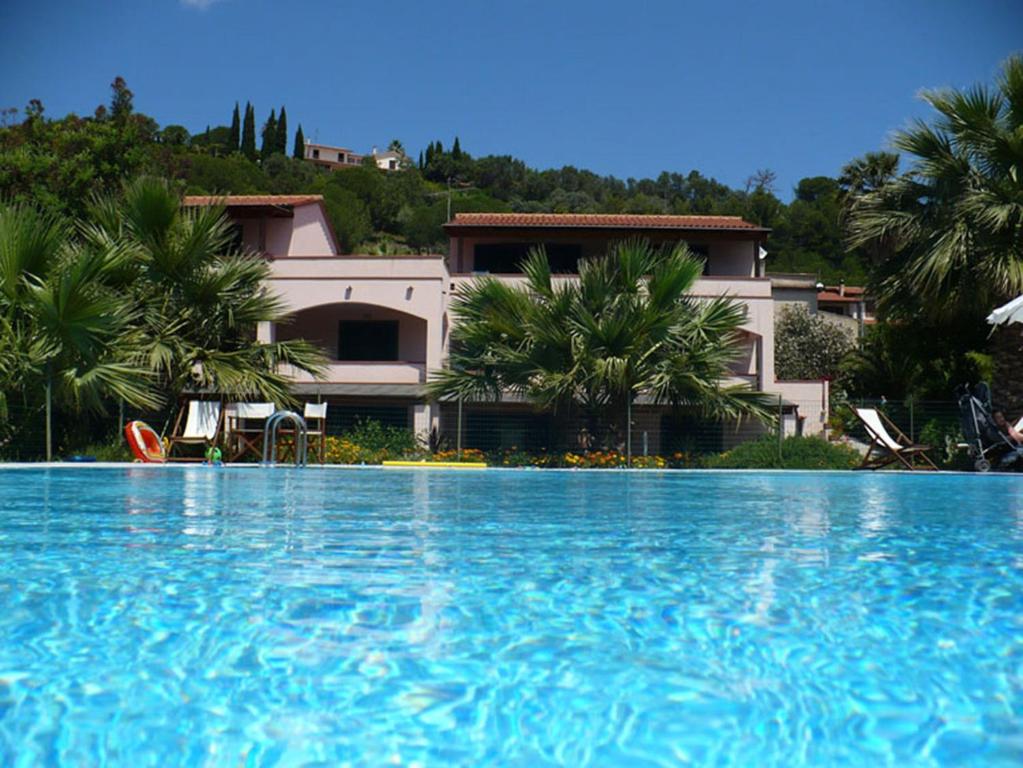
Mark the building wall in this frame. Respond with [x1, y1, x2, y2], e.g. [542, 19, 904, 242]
[247, 208, 833, 438]
[771, 287, 818, 313]
[288, 204, 337, 255]
[711, 240, 757, 277]
[237, 205, 336, 256]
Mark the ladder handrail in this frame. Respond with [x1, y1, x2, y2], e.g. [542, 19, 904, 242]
[262, 410, 308, 466]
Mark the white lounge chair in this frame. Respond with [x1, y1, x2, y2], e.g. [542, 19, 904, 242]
[167, 400, 223, 461]
[853, 407, 937, 471]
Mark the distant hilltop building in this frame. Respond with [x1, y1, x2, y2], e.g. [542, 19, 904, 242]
[303, 141, 402, 172]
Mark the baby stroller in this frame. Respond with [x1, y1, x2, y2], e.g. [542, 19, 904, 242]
[955, 383, 1023, 472]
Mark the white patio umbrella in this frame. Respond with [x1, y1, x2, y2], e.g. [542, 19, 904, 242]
[986, 295, 1023, 326]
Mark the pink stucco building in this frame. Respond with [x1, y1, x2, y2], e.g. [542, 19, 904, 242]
[183, 196, 828, 451]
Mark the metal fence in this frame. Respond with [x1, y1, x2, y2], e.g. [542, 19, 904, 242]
[0, 395, 970, 467]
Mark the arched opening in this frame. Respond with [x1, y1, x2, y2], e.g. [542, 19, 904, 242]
[277, 303, 428, 366]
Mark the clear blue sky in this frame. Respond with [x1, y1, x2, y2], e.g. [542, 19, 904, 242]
[1, 0, 1020, 198]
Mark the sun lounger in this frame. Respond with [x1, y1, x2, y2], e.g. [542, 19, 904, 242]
[853, 407, 938, 471]
[166, 400, 223, 461]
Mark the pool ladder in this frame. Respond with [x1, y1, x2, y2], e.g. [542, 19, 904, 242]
[262, 410, 308, 467]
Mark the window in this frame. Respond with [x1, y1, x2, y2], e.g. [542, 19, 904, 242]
[687, 244, 710, 275]
[338, 321, 399, 361]
[338, 152, 345, 163]
[227, 223, 244, 252]
[312, 148, 320, 159]
[473, 242, 582, 274]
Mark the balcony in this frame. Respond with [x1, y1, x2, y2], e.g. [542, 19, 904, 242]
[450, 274, 772, 299]
[283, 361, 427, 385]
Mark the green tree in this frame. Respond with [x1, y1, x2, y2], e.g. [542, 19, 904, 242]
[241, 102, 257, 160]
[837, 152, 899, 268]
[846, 55, 1023, 406]
[260, 108, 277, 160]
[182, 153, 270, 194]
[275, 106, 288, 155]
[229, 102, 240, 152]
[0, 99, 154, 219]
[292, 123, 305, 159]
[159, 124, 190, 146]
[428, 240, 772, 449]
[0, 203, 157, 459]
[109, 76, 133, 124]
[262, 154, 318, 193]
[319, 185, 373, 252]
[86, 177, 326, 404]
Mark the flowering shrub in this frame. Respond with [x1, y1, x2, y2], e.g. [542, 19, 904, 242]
[430, 448, 486, 463]
[322, 436, 393, 465]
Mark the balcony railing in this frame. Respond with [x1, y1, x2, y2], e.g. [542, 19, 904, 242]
[283, 361, 426, 384]
[450, 274, 772, 298]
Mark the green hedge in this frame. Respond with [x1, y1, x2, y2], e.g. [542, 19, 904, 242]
[706, 435, 861, 470]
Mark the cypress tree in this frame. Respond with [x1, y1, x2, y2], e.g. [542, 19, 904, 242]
[418, 150, 424, 170]
[275, 106, 288, 155]
[452, 136, 462, 160]
[241, 102, 257, 160]
[293, 124, 305, 159]
[436, 139, 444, 155]
[260, 108, 277, 159]
[425, 143, 434, 167]
[229, 102, 240, 151]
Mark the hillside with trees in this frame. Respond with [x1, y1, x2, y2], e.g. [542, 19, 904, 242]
[3, 58, 1021, 410]
[0, 77, 870, 280]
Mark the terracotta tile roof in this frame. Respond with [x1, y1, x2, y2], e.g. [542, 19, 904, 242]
[445, 212, 766, 231]
[182, 195, 324, 207]
[818, 286, 866, 303]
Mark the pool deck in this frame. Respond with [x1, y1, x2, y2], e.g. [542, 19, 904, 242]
[0, 461, 1011, 476]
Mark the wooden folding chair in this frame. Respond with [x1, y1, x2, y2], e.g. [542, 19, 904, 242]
[853, 407, 938, 471]
[304, 402, 328, 463]
[226, 402, 275, 461]
[166, 400, 223, 462]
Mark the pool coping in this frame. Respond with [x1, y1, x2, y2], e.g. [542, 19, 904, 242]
[0, 461, 1015, 476]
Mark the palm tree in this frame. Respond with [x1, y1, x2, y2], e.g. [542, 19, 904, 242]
[846, 55, 1023, 406]
[0, 203, 157, 459]
[428, 239, 772, 450]
[84, 177, 326, 406]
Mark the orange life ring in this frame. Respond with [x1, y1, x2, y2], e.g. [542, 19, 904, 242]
[124, 420, 167, 463]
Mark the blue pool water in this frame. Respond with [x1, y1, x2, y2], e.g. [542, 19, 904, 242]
[0, 467, 1021, 766]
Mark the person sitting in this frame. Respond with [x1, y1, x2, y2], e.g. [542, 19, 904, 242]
[993, 410, 1023, 445]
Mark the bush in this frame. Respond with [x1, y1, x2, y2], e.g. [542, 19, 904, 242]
[344, 418, 418, 455]
[918, 418, 971, 470]
[775, 304, 854, 380]
[76, 440, 133, 462]
[320, 419, 420, 464]
[707, 435, 860, 469]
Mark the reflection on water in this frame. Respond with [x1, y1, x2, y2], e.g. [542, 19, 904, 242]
[0, 467, 1021, 767]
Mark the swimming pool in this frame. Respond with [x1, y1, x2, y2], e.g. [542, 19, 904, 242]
[0, 466, 1021, 766]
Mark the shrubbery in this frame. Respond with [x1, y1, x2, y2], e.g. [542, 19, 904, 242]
[775, 304, 854, 381]
[706, 435, 861, 470]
